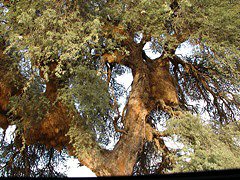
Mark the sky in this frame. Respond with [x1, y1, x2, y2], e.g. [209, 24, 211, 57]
[65, 158, 96, 177]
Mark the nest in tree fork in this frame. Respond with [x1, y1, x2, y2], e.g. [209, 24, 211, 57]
[149, 59, 179, 107]
[101, 47, 179, 109]
[23, 102, 71, 151]
[21, 65, 71, 150]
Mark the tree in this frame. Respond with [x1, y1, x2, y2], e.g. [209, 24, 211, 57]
[0, 0, 239, 176]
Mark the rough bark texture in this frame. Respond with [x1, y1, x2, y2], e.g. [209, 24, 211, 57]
[72, 44, 179, 176]
[102, 57, 151, 175]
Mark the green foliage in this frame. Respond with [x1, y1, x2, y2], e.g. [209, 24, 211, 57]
[3, 0, 102, 80]
[59, 65, 112, 125]
[166, 113, 240, 172]
[59, 65, 114, 147]
[9, 77, 50, 125]
[67, 119, 99, 159]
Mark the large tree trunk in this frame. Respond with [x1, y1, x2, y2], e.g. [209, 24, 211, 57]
[0, 37, 179, 176]
[102, 63, 151, 175]
[74, 48, 179, 176]
[71, 49, 152, 176]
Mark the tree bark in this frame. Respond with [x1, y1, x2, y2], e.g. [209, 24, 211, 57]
[74, 47, 179, 176]
[74, 50, 153, 176]
[103, 64, 152, 175]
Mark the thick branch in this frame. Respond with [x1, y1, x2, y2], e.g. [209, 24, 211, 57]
[73, 50, 153, 176]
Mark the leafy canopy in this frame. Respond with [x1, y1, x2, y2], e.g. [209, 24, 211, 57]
[0, 0, 239, 176]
